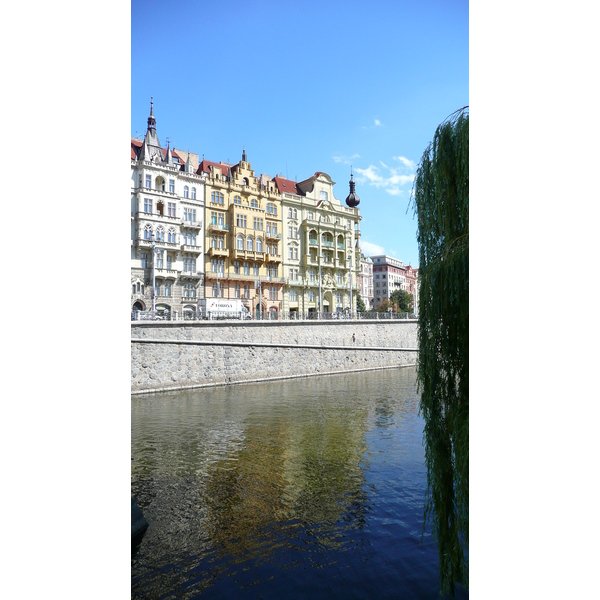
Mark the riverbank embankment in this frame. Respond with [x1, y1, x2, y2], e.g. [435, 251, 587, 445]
[131, 319, 418, 394]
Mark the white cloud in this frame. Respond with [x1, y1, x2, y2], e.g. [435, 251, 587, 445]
[360, 240, 385, 256]
[374, 119, 382, 127]
[394, 155, 416, 170]
[354, 154, 416, 195]
[333, 153, 360, 165]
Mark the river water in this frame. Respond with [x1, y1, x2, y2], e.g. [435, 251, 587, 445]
[131, 366, 467, 599]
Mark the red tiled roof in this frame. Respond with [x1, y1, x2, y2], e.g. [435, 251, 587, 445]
[131, 138, 143, 160]
[273, 175, 299, 194]
[198, 159, 231, 177]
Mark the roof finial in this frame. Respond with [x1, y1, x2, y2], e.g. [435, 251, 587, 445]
[242, 146, 247, 162]
[345, 169, 360, 208]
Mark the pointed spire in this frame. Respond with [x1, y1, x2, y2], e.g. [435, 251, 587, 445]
[345, 168, 360, 207]
[242, 147, 247, 163]
[165, 138, 173, 165]
[185, 151, 193, 173]
[147, 97, 156, 132]
[142, 96, 162, 161]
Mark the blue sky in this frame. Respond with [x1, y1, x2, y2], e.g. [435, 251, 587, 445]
[132, 0, 469, 267]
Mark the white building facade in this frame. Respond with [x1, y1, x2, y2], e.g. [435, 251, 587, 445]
[131, 100, 206, 317]
[275, 172, 362, 317]
[359, 255, 374, 310]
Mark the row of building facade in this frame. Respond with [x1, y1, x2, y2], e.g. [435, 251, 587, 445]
[131, 101, 417, 318]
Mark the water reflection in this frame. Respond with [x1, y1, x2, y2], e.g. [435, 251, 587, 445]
[132, 367, 466, 599]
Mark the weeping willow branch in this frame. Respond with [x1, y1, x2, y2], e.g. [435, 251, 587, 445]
[411, 107, 469, 597]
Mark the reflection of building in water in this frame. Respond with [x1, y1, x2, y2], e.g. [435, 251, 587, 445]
[131, 370, 418, 571]
[201, 381, 372, 560]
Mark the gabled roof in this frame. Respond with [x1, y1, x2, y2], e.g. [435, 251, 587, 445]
[131, 138, 143, 160]
[272, 175, 300, 195]
[198, 159, 232, 178]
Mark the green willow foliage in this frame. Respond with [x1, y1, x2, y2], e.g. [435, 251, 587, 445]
[412, 107, 469, 597]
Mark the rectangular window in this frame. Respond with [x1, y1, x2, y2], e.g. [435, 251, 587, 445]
[145, 175, 151, 188]
[233, 261, 240, 274]
[164, 282, 171, 297]
[234, 284, 240, 298]
[253, 217, 263, 230]
[243, 285, 249, 298]
[168, 202, 176, 217]
[169, 179, 175, 193]
[144, 199, 152, 214]
[141, 252, 148, 268]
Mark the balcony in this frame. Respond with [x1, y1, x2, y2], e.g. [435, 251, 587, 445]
[180, 271, 203, 280]
[265, 231, 281, 241]
[155, 268, 179, 279]
[208, 223, 230, 233]
[208, 247, 228, 257]
[181, 219, 203, 230]
[231, 249, 266, 262]
[265, 254, 282, 263]
[181, 244, 202, 254]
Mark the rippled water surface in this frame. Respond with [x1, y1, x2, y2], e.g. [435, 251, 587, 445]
[132, 367, 467, 599]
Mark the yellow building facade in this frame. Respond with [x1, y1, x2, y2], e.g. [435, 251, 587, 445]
[200, 150, 284, 318]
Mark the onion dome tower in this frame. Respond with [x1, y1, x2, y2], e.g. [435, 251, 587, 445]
[345, 169, 360, 208]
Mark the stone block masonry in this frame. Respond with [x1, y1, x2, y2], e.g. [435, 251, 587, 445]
[131, 320, 418, 394]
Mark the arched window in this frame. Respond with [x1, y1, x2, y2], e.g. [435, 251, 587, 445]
[233, 195, 242, 205]
[183, 186, 189, 198]
[144, 224, 153, 240]
[247, 237, 253, 251]
[237, 234, 244, 250]
[155, 226, 164, 242]
[256, 237, 263, 252]
[191, 187, 196, 199]
[168, 228, 176, 243]
[250, 198, 258, 208]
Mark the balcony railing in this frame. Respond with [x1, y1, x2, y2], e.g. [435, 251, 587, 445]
[208, 223, 230, 232]
[180, 271, 203, 279]
[181, 244, 202, 254]
[181, 219, 203, 229]
[208, 247, 228, 257]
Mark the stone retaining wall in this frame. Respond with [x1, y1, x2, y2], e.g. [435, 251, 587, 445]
[131, 320, 418, 394]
